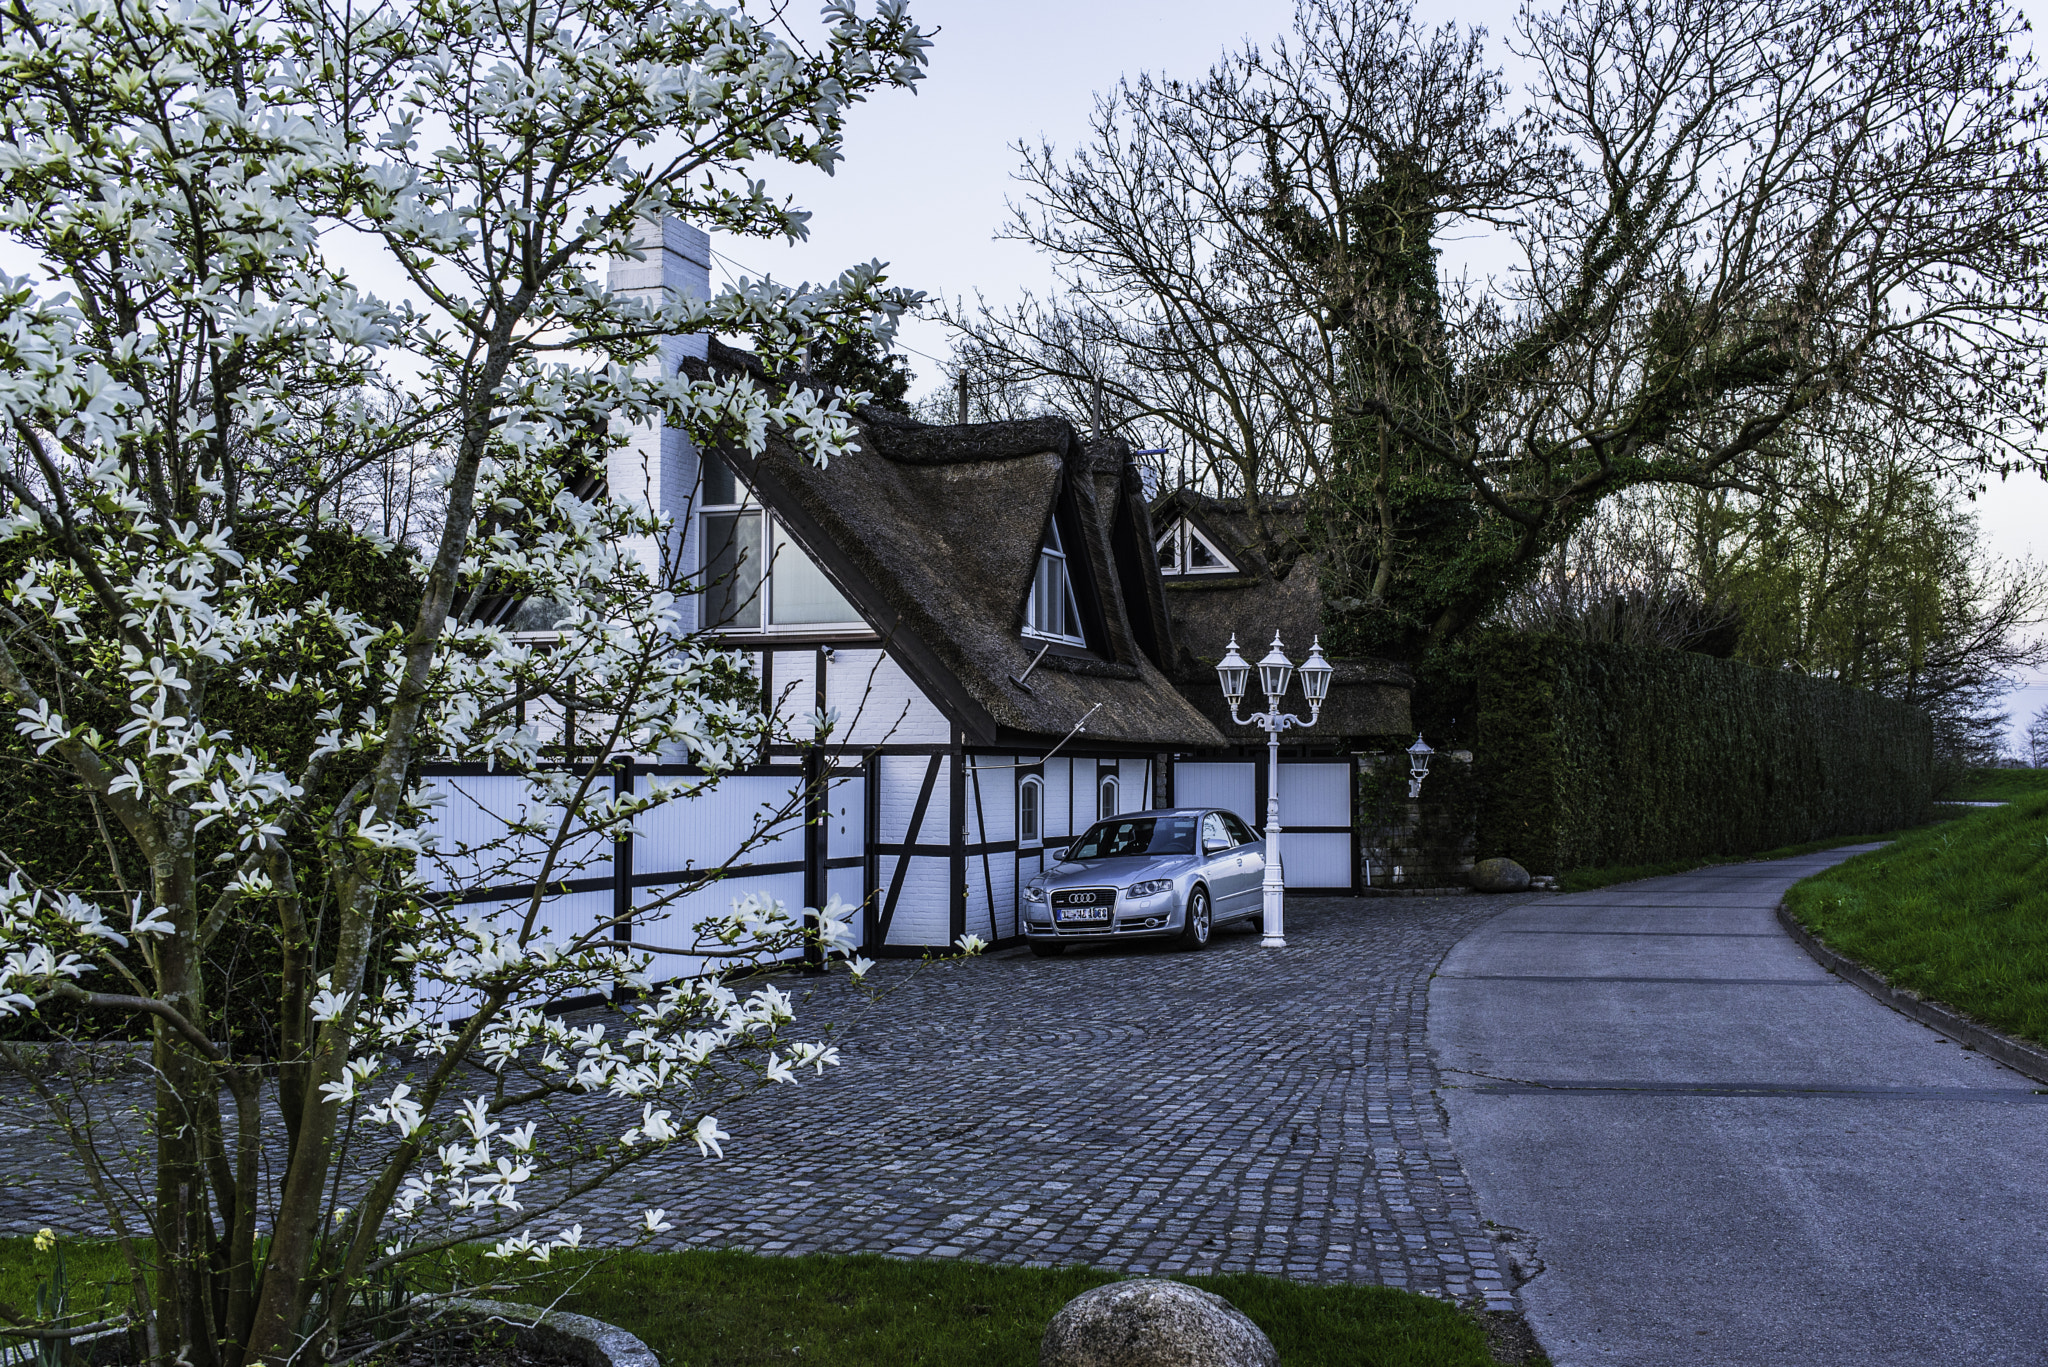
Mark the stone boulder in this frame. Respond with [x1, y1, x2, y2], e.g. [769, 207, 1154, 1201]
[1040, 1280, 1277, 1367]
[1470, 857, 1532, 893]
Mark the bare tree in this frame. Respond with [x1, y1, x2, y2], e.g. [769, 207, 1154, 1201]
[959, 0, 2048, 656]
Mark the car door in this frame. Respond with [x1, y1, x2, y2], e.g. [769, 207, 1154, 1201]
[1201, 812, 1256, 916]
[1222, 811, 1264, 916]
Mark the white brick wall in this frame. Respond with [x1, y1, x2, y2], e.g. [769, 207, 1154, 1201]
[880, 855, 951, 947]
[876, 752, 950, 844]
[826, 649, 950, 746]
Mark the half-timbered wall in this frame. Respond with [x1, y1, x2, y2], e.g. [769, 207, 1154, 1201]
[416, 759, 867, 1019]
[874, 751, 952, 950]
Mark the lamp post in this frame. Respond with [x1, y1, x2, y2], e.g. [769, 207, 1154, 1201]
[1216, 633, 1331, 948]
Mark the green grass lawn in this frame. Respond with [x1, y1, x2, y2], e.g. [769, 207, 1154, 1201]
[0, 1241, 1528, 1366]
[1782, 793, 2048, 1045]
[1947, 766, 2048, 803]
[1555, 823, 1948, 894]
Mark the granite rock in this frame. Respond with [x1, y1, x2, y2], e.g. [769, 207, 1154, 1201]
[1471, 857, 1532, 893]
[1041, 1279, 1277, 1367]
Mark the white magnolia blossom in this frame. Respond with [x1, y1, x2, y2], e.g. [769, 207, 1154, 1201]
[0, 0, 935, 1360]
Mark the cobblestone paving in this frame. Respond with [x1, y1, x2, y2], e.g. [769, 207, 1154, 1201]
[1, 895, 1530, 1309]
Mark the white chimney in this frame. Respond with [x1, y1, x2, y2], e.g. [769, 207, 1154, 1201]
[607, 216, 712, 627]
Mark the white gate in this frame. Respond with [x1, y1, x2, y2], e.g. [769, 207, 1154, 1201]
[1169, 756, 1356, 894]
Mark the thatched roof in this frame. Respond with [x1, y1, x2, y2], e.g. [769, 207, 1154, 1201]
[1150, 489, 1413, 740]
[690, 344, 1223, 750]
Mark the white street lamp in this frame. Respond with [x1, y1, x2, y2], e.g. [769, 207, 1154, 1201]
[1216, 633, 1328, 948]
[1406, 734, 1434, 799]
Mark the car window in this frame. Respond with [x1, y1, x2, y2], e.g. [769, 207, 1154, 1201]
[1222, 813, 1257, 847]
[1200, 813, 1231, 851]
[1067, 814, 1198, 859]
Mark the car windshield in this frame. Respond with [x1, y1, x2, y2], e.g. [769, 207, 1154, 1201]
[1065, 815, 1197, 859]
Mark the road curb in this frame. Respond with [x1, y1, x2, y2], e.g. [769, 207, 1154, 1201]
[1775, 901, 2048, 1086]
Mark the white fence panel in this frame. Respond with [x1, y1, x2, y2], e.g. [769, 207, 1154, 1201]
[1174, 762, 1256, 821]
[1278, 762, 1351, 826]
[422, 775, 611, 893]
[1279, 833, 1352, 888]
[635, 772, 804, 878]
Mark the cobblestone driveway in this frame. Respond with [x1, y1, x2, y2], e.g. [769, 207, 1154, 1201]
[1, 895, 1527, 1310]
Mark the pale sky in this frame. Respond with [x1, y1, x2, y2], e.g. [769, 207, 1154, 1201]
[740, 0, 2048, 752]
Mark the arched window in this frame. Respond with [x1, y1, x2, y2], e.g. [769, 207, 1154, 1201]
[1019, 776, 1043, 845]
[1098, 773, 1119, 821]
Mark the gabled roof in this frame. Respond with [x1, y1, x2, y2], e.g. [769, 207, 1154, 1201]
[690, 344, 1223, 750]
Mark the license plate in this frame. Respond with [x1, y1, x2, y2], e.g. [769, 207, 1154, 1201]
[1052, 889, 1114, 925]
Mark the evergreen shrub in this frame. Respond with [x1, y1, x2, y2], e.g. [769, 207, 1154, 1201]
[1474, 634, 1931, 873]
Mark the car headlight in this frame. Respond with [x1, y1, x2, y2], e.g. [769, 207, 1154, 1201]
[1024, 883, 1047, 903]
[1126, 879, 1172, 898]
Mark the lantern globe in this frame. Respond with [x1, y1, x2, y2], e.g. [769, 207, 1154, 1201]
[1407, 734, 1435, 779]
[1299, 637, 1333, 704]
[1215, 635, 1251, 706]
[1257, 634, 1295, 703]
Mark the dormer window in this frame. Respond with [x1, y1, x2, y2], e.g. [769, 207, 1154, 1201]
[1156, 518, 1237, 576]
[1023, 519, 1086, 645]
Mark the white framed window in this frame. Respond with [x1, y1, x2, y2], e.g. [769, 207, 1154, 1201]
[1023, 518, 1086, 645]
[1098, 773, 1119, 821]
[699, 454, 863, 632]
[1018, 775, 1043, 845]
[1155, 518, 1237, 576]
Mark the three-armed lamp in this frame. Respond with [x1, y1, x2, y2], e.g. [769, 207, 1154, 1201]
[1216, 633, 1332, 948]
[1406, 734, 1434, 799]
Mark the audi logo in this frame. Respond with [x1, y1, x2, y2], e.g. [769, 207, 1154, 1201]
[1067, 892, 1098, 904]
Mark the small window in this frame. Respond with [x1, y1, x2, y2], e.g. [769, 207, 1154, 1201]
[1201, 812, 1230, 851]
[1156, 518, 1238, 577]
[1024, 519, 1086, 645]
[1098, 773, 1119, 821]
[1019, 776, 1042, 845]
[1155, 525, 1181, 573]
[1222, 812, 1257, 846]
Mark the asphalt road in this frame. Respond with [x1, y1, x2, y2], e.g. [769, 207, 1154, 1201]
[1430, 849, 2048, 1367]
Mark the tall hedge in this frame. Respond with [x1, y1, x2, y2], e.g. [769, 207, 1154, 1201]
[1475, 635, 1931, 873]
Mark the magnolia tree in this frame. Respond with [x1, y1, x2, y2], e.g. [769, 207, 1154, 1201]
[0, 0, 936, 1363]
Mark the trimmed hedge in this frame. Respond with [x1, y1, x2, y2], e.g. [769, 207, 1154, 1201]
[1475, 635, 1931, 874]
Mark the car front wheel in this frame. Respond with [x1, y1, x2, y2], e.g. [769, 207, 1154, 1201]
[1177, 886, 1212, 950]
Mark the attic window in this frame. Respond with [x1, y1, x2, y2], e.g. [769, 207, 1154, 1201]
[1023, 519, 1087, 646]
[1155, 518, 1237, 576]
[699, 453, 864, 632]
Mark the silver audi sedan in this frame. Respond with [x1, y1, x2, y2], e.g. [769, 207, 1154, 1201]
[1021, 807, 1267, 955]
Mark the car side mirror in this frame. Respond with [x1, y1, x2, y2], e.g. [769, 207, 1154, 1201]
[1049, 846, 1069, 861]
[1203, 837, 1231, 854]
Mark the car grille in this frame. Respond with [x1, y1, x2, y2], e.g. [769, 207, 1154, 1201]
[1050, 887, 1116, 930]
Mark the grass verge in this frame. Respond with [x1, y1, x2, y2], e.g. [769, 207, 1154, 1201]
[1947, 766, 2048, 803]
[1555, 821, 1950, 894]
[1782, 794, 2048, 1047]
[0, 1241, 1534, 1366]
